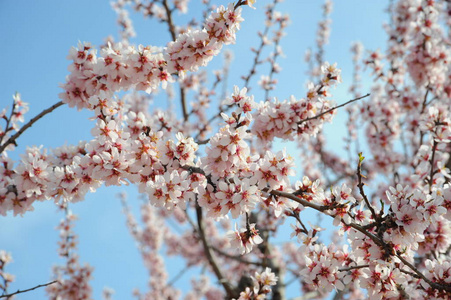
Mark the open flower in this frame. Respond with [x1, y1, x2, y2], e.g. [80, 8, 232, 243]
[227, 223, 263, 255]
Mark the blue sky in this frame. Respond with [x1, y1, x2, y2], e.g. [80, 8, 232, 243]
[0, 0, 387, 299]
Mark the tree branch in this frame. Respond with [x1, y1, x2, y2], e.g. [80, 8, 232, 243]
[161, 0, 189, 122]
[428, 140, 438, 193]
[0, 280, 58, 299]
[268, 189, 383, 247]
[0, 97, 17, 146]
[298, 93, 370, 125]
[338, 264, 369, 272]
[195, 204, 237, 298]
[161, 0, 177, 41]
[396, 253, 451, 293]
[182, 163, 451, 294]
[211, 245, 263, 266]
[242, 6, 274, 89]
[0, 101, 64, 154]
[357, 153, 378, 222]
[167, 266, 191, 286]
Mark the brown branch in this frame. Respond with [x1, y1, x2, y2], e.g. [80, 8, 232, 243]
[195, 204, 237, 298]
[0, 280, 58, 299]
[298, 93, 370, 125]
[338, 264, 369, 272]
[0, 97, 17, 146]
[399, 267, 420, 279]
[211, 245, 263, 266]
[179, 87, 188, 122]
[160, 0, 189, 122]
[161, 0, 176, 41]
[396, 253, 451, 293]
[268, 189, 383, 247]
[420, 84, 430, 114]
[268, 189, 328, 212]
[181, 164, 206, 176]
[0, 101, 64, 154]
[428, 140, 438, 193]
[182, 163, 384, 249]
[289, 211, 308, 233]
[357, 153, 378, 222]
[234, 0, 248, 10]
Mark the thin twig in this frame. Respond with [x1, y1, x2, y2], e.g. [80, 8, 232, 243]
[0, 101, 64, 154]
[264, 15, 284, 101]
[242, 5, 275, 89]
[167, 266, 191, 286]
[211, 246, 263, 266]
[420, 85, 430, 114]
[428, 140, 438, 193]
[298, 93, 370, 125]
[338, 264, 369, 272]
[290, 211, 308, 233]
[357, 153, 378, 222]
[161, 0, 176, 41]
[0, 97, 17, 146]
[0, 280, 58, 299]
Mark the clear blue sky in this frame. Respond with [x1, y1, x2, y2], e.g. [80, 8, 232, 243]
[0, 1, 387, 299]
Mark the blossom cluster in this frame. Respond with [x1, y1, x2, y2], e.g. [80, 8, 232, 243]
[285, 172, 451, 298]
[122, 200, 181, 300]
[111, 0, 136, 43]
[0, 250, 14, 297]
[0, 93, 29, 152]
[46, 209, 93, 300]
[124, 0, 189, 26]
[304, 0, 333, 79]
[256, 7, 289, 98]
[406, 1, 450, 95]
[236, 268, 278, 300]
[384, 184, 450, 253]
[297, 227, 410, 299]
[166, 4, 243, 76]
[198, 116, 297, 219]
[60, 3, 244, 110]
[252, 62, 341, 146]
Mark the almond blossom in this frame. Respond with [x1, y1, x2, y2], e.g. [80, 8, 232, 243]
[2, 0, 451, 299]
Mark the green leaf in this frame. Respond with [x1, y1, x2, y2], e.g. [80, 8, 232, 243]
[358, 152, 365, 163]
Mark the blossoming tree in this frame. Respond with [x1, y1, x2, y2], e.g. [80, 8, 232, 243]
[1, 0, 451, 299]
